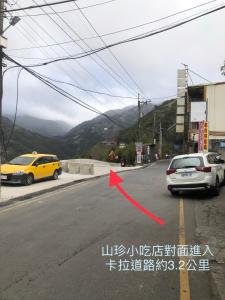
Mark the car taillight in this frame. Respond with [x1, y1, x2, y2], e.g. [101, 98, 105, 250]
[196, 166, 211, 173]
[166, 168, 176, 175]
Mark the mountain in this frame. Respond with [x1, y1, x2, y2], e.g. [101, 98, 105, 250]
[5, 114, 72, 137]
[2, 104, 154, 161]
[61, 104, 154, 156]
[1, 117, 68, 161]
[117, 99, 179, 155]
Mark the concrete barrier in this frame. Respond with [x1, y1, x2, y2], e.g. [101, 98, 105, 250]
[80, 164, 94, 175]
[61, 159, 121, 175]
[61, 160, 69, 172]
[68, 162, 80, 174]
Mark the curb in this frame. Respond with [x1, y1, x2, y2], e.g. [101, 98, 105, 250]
[0, 165, 149, 208]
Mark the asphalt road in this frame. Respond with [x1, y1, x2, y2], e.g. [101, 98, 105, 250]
[0, 161, 215, 300]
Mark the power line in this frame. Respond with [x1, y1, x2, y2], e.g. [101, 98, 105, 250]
[188, 68, 212, 83]
[74, 1, 147, 98]
[20, 3, 225, 67]
[5, 68, 23, 152]
[7, 2, 136, 118]
[9, 54, 53, 60]
[4, 54, 127, 128]
[39, 0, 138, 97]
[15, 0, 118, 17]
[3, 0, 79, 13]
[6, 0, 219, 52]
[7, 12, 116, 112]
[28, 71, 139, 99]
[3, 64, 175, 102]
[188, 72, 194, 85]
[16, 1, 127, 108]
[89, 0, 219, 39]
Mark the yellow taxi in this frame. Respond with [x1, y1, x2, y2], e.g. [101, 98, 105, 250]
[0, 152, 62, 185]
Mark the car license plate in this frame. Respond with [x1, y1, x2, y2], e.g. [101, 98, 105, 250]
[181, 173, 192, 177]
[1, 175, 7, 180]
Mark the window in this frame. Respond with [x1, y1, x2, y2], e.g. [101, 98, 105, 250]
[207, 153, 221, 164]
[207, 155, 214, 164]
[171, 157, 204, 169]
[44, 157, 54, 163]
[33, 157, 49, 165]
[8, 156, 35, 166]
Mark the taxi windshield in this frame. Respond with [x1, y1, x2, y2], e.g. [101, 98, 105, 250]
[8, 156, 35, 166]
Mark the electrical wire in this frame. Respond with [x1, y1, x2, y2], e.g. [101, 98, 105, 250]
[3, 65, 175, 103]
[188, 68, 212, 83]
[188, 72, 194, 85]
[27, 72, 139, 99]
[7, 4, 135, 121]
[4, 54, 128, 129]
[74, 1, 147, 98]
[3, 0, 79, 13]
[15, 2, 128, 108]
[15, 0, 136, 104]
[7, 0, 219, 52]
[38, 0, 139, 97]
[5, 68, 23, 152]
[44, 75, 176, 101]
[15, 0, 118, 17]
[17, 3, 225, 68]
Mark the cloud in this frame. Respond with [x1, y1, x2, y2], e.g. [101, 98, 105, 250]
[3, 0, 225, 126]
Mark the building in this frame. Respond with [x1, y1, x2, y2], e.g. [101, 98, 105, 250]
[188, 81, 225, 157]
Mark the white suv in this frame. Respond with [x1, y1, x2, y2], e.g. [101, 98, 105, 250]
[166, 152, 225, 196]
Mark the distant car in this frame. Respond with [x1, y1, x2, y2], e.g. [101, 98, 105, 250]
[166, 152, 225, 196]
[0, 153, 62, 185]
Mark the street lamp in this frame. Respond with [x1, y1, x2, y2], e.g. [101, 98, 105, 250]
[2, 16, 21, 34]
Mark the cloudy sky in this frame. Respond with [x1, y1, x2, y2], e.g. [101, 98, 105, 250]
[3, 0, 225, 127]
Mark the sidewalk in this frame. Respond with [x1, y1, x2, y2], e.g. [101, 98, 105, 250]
[0, 164, 141, 207]
[195, 188, 225, 300]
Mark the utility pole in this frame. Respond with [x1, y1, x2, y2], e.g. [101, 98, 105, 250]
[137, 95, 151, 142]
[137, 93, 141, 141]
[159, 121, 162, 158]
[0, 0, 4, 201]
[153, 112, 156, 144]
[181, 63, 190, 153]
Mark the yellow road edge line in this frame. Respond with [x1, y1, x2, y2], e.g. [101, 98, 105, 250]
[179, 198, 191, 300]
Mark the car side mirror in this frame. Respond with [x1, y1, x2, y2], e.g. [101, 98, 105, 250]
[33, 162, 38, 167]
[219, 159, 225, 164]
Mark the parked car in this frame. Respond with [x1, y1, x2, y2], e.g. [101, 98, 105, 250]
[166, 152, 225, 196]
[0, 153, 62, 185]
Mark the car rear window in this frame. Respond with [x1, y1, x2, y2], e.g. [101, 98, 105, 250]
[170, 157, 204, 169]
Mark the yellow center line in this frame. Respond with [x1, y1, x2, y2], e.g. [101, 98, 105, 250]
[179, 197, 191, 300]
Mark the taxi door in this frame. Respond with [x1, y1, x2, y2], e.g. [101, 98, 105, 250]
[44, 156, 56, 177]
[33, 157, 49, 179]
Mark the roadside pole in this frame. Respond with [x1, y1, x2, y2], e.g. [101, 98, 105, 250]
[0, 0, 4, 201]
[137, 95, 152, 163]
[159, 121, 162, 158]
[137, 93, 141, 141]
[153, 112, 156, 144]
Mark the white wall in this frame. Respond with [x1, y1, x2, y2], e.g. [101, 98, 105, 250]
[206, 83, 225, 140]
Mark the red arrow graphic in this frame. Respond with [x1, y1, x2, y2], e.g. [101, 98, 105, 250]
[109, 170, 165, 225]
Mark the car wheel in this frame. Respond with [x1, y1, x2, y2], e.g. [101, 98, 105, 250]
[24, 173, 33, 186]
[211, 178, 220, 196]
[52, 170, 59, 180]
